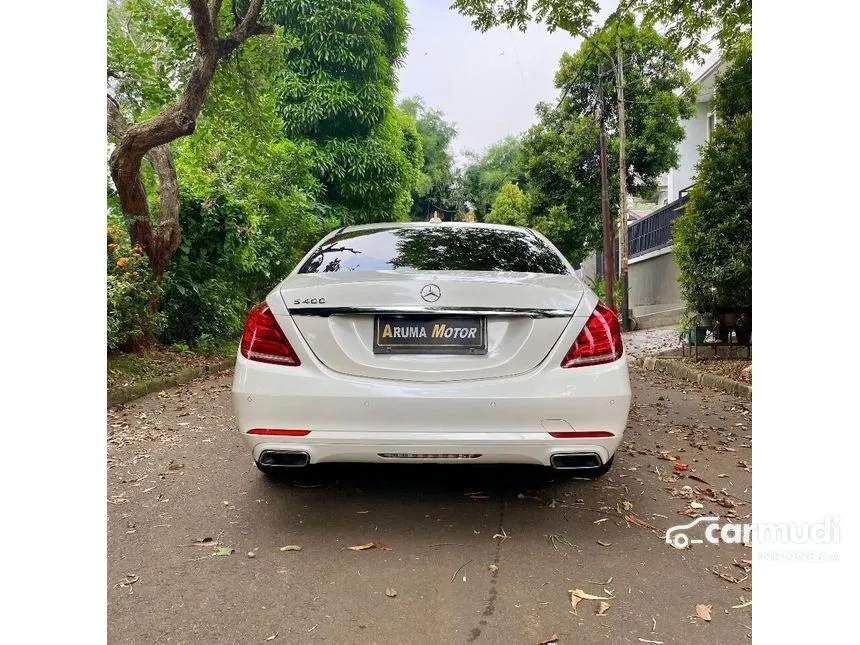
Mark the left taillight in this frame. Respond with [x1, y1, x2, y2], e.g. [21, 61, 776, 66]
[561, 302, 623, 368]
[240, 302, 301, 366]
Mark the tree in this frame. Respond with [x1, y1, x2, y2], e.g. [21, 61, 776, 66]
[460, 136, 525, 219]
[451, 0, 751, 60]
[486, 183, 529, 226]
[108, 0, 274, 280]
[269, 0, 421, 223]
[523, 14, 694, 265]
[399, 97, 459, 220]
[672, 35, 751, 313]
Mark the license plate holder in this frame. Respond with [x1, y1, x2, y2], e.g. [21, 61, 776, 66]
[373, 315, 487, 355]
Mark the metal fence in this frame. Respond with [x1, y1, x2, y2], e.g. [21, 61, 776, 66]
[628, 193, 689, 259]
[595, 193, 689, 278]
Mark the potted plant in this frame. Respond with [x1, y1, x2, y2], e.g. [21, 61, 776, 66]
[679, 311, 707, 345]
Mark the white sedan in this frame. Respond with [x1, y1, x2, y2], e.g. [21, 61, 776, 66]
[232, 222, 631, 477]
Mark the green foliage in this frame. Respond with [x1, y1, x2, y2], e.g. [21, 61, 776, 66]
[452, 0, 751, 62]
[672, 37, 752, 313]
[461, 136, 525, 218]
[640, 0, 752, 62]
[107, 0, 343, 347]
[452, 0, 599, 35]
[585, 275, 623, 314]
[399, 96, 459, 219]
[523, 14, 693, 265]
[486, 183, 529, 226]
[107, 225, 165, 350]
[267, 0, 419, 223]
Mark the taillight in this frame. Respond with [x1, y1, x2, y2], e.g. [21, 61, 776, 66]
[240, 302, 301, 366]
[561, 302, 623, 368]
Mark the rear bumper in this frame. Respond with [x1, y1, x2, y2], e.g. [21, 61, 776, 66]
[232, 351, 631, 467]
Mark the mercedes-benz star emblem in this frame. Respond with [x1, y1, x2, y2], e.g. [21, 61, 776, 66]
[420, 283, 441, 303]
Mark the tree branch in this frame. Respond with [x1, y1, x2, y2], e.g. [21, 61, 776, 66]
[189, 0, 218, 53]
[218, 0, 272, 56]
[107, 95, 127, 138]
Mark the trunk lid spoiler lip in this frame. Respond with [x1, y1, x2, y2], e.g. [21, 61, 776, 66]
[287, 306, 575, 318]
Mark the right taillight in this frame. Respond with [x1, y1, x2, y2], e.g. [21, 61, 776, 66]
[240, 302, 301, 366]
[561, 302, 623, 368]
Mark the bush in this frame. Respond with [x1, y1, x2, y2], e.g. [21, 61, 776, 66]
[672, 36, 751, 314]
[107, 225, 165, 351]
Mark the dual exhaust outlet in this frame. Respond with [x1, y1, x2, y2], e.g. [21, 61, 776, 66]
[549, 452, 604, 471]
[258, 450, 310, 468]
[259, 450, 604, 471]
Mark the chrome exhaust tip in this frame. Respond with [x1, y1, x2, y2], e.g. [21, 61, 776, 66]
[258, 450, 310, 468]
[550, 452, 603, 470]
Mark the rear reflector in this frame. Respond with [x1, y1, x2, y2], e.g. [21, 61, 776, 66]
[561, 302, 623, 368]
[240, 302, 301, 366]
[549, 431, 615, 438]
[247, 429, 310, 436]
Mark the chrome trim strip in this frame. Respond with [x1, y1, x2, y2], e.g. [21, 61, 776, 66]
[288, 306, 574, 318]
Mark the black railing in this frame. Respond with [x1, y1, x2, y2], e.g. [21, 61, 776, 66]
[595, 193, 690, 278]
[628, 193, 689, 259]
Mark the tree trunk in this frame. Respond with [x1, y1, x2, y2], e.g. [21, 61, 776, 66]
[107, 0, 271, 280]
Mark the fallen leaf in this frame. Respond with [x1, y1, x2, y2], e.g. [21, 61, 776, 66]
[687, 475, 710, 485]
[569, 592, 583, 615]
[570, 589, 614, 601]
[537, 635, 559, 645]
[488, 563, 499, 573]
[247, 551, 256, 558]
[597, 540, 612, 547]
[690, 501, 704, 509]
[215, 547, 234, 556]
[385, 588, 397, 598]
[348, 541, 393, 552]
[348, 542, 376, 551]
[624, 514, 661, 532]
[597, 601, 611, 615]
[279, 545, 302, 552]
[674, 463, 688, 472]
[731, 599, 752, 609]
[264, 633, 278, 641]
[695, 604, 712, 621]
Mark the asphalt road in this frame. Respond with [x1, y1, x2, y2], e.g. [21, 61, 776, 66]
[107, 366, 752, 645]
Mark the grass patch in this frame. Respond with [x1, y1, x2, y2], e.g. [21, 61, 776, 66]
[108, 341, 236, 405]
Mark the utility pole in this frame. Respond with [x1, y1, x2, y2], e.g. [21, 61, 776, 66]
[616, 38, 630, 330]
[597, 62, 615, 313]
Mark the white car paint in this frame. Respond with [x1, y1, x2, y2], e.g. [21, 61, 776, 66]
[232, 222, 632, 471]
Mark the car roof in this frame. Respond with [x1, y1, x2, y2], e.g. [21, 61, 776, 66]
[339, 221, 533, 235]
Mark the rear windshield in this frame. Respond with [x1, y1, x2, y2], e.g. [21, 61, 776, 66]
[298, 226, 569, 275]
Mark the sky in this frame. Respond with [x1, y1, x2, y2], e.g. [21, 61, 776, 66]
[397, 0, 618, 163]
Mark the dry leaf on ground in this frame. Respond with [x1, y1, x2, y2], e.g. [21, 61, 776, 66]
[279, 545, 302, 552]
[597, 601, 611, 615]
[695, 604, 712, 621]
[348, 540, 393, 552]
[570, 589, 614, 601]
[537, 635, 559, 645]
[385, 588, 397, 597]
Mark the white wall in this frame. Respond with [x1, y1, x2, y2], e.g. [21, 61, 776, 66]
[669, 100, 710, 200]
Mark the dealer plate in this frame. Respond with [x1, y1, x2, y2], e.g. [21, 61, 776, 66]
[373, 316, 487, 355]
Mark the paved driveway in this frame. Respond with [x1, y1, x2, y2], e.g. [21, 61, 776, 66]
[108, 367, 752, 644]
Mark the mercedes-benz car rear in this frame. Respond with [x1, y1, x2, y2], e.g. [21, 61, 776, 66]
[232, 222, 631, 477]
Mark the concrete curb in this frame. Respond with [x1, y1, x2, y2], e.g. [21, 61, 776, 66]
[107, 357, 235, 408]
[629, 355, 752, 400]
